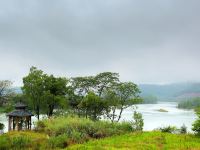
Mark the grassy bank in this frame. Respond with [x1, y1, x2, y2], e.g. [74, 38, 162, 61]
[67, 132, 200, 150]
[0, 116, 133, 149]
[0, 116, 200, 149]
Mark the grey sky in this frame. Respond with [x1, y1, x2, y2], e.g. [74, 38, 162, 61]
[0, 0, 200, 86]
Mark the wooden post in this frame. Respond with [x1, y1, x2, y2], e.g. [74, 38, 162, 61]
[12, 117, 15, 130]
[29, 116, 32, 130]
[8, 117, 11, 131]
[16, 117, 19, 131]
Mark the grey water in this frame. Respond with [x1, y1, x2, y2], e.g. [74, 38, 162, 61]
[0, 101, 197, 132]
[121, 101, 196, 131]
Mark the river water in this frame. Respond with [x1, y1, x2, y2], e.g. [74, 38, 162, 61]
[0, 102, 197, 132]
[121, 101, 196, 132]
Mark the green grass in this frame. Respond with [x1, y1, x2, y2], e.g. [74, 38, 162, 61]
[67, 132, 200, 150]
[0, 131, 48, 150]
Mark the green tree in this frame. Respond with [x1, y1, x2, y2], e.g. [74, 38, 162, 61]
[22, 67, 47, 120]
[95, 72, 119, 97]
[103, 90, 120, 122]
[113, 82, 141, 122]
[78, 92, 107, 120]
[43, 75, 68, 117]
[132, 111, 144, 131]
[192, 107, 200, 136]
[71, 76, 95, 96]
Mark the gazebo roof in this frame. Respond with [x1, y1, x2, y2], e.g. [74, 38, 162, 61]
[15, 102, 27, 109]
[7, 102, 33, 117]
[7, 110, 33, 117]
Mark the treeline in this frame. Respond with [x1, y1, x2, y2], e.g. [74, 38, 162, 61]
[1, 66, 142, 122]
[178, 97, 200, 109]
[141, 95, 158, 104]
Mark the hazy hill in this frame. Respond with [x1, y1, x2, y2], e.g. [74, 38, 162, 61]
[139, 82, 200, 101]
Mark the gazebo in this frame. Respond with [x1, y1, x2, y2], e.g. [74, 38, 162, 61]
[7, 103, 33, 131]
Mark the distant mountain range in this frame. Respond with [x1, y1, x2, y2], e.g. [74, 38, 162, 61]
[13, 82, 200, 101]
[139, 82, 200, 101]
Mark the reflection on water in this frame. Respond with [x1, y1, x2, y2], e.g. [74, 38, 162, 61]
[0, 102, 197, 132]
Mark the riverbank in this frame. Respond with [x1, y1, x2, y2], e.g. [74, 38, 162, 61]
[0, 101, 197, 132]
[0, 116, 200, 150]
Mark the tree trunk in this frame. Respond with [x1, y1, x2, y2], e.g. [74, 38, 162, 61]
[117, 107, 123, 122]
[111, 108, 116, 123]
[36, 106, 40, 120]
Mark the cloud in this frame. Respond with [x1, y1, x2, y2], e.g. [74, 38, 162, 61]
[0, 0, 200, 86]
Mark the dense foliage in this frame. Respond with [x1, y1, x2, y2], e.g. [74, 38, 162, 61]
[192, 107, 200, 136]
[36, 116, 133, 139]
[22, 67, 69, 119]
[20, 67, 141, 122]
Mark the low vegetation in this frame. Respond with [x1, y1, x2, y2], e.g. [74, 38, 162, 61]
[0, 116, 136, 149]
[192, 107, 200, 136]
[0, 131, 47, 150]
[67, 132, 200, 150]
[36, 115, 133, 141]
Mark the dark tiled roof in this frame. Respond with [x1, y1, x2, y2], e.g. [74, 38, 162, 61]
[7, 110, 33, 117]
[15, 102, 27, 109]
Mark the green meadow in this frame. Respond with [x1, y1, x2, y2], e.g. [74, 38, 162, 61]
[68, 132, 200, 150]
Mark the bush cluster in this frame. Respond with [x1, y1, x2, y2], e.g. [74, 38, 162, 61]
[0, 131, 47, 150]
[36, 115, 133, 144]
[155, 124, 187, 134]
[0, 116, 134, 149]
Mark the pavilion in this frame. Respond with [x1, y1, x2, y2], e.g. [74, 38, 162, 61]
[7, 103, 33, 131]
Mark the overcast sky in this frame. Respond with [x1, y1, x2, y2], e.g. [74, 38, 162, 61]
[0, 0, 200, 86]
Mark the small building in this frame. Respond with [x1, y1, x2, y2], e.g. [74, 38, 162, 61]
[7, 103, 33, 131]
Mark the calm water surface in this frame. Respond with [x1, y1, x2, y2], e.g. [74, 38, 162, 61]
[0, 102, 197, 132]
[121, 101, 196, 131]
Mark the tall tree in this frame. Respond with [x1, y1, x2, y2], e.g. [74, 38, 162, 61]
[104, 82, 141, 122]
[43, 75, 68, 117]
[22, 67, 46, 120]
[116, 82, 141, 122]
[103, 90, 120, 122]
[0, 80, 13, 106]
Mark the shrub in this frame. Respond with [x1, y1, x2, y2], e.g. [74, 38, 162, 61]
[0, 131, 47, 150]
[36, 116, 133, 142]
[131, 111, 144, 131]
[47, 134, 68, 149]
[192, 108, 200, 136]
[157, 126, 177, 133]
[0, 135, 11, 150]
[180, 124, 187, 134]
[11, 136, 31, 149]
[0, 123, 5, 130]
